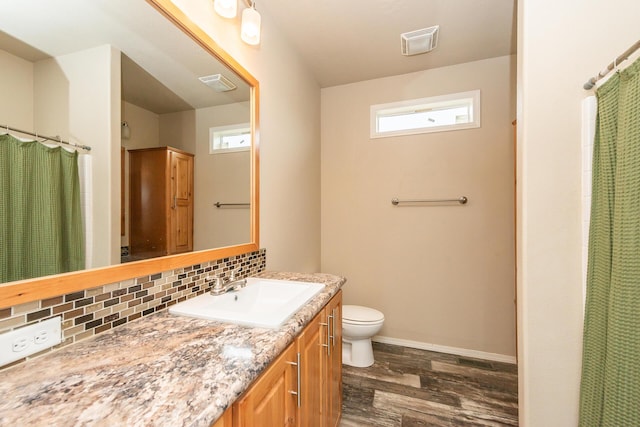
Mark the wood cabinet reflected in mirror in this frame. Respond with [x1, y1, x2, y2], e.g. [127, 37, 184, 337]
[0, 0, 259, 307]
[129, 146, 194, 260]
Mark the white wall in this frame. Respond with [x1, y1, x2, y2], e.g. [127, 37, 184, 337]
[517, 0, 640, 424]
[34, 45, 120, 268]
[322, 55, 516, 358]
[170, 0, 322, 272]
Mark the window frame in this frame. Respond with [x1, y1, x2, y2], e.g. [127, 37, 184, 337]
[370, 90, 481, 139]
[209, 122, 251, 154]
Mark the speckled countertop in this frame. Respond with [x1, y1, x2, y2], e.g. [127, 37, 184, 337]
[0, 272, 345, 427]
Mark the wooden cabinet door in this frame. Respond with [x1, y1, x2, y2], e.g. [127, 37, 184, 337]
[129, 147, 193, 258]
[297, 310, 326, 427]
[129, 149, 168, 257]
[169, 150, 193, 254]
[232, 294, 344, 427]
[211, 408, 232, 427]
[326, 291, 342, 427]
[234, 343, 297, 427]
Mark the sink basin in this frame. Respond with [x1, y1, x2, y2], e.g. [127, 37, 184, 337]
[169, 277, 325, 329]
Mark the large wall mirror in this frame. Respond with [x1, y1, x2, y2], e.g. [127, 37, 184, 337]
[0, 0, 259, 308]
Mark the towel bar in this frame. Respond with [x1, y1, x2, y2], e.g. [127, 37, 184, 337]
[391, 196, 468, 206]
[214, 202, 250, 208]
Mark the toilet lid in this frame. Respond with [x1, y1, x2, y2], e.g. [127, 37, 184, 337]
[343, 305, 384, 323]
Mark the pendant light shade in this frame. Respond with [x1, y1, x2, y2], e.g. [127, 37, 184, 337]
[214, 0, 237, 18]
[241, 3, 261, 45]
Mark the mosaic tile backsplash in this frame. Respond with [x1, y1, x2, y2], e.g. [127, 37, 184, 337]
[0, 249, 266, 370]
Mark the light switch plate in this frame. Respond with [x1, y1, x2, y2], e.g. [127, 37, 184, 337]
[0, 316, 62, 366]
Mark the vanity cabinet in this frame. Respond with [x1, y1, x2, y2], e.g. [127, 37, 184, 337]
[298, 310, 325, 426]
[325, 292, 342, 427]
[211, 408, 232, 427]
[129, 146, 194, 258]
[233, 291, 343, 427]
[233, 343, 298, 426]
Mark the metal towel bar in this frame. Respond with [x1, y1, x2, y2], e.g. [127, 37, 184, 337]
[214, 202, 250, 208]
[391, 196, 468, 206]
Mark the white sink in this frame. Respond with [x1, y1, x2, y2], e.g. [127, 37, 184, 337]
[169, 277, 325, 329]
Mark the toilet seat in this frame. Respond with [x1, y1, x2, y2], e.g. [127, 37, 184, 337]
[343, 305, 384, 324]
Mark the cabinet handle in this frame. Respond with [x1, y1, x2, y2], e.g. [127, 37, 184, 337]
[319, 322, 330, 354]
[331, 308, 337, 348]
[172, 195, 177, 209]
[286, 352, 301, 408]
[326, 313, 333, 357]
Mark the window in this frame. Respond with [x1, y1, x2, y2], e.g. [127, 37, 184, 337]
[370, 90, 480, 138]
[209, 123, 251, 154]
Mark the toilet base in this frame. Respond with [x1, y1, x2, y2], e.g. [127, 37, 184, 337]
[342, 337, 374, 367]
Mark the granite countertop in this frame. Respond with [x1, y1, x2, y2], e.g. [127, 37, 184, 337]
[0, 272, 345, 427]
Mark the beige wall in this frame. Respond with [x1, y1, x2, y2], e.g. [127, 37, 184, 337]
[34, 45, 120, 268]
[321, 55, 516, 358]
[517, 0, 639, 424]
[159, 109, 196, 153]
[122, 101, 161, 150]
[193, 103, 251, 251]
[171, 0, 322, 272]
[0, 50, 34, 129]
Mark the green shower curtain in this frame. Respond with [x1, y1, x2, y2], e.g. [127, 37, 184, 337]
[0, 134, 84, 282]
[580, 57, 640, 426]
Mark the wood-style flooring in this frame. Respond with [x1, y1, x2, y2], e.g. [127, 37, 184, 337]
[340, 342, 518, 426]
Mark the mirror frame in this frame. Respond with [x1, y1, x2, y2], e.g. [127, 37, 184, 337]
[0, 0, 260, 309]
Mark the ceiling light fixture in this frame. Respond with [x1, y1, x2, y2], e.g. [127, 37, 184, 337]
[241, 2, 261, 46]
[213, 0, 237, 18]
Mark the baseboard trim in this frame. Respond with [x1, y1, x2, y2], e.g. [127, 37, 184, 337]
[372, 335, 517, 365]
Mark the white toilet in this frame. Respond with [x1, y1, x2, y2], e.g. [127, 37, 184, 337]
[342, 305, 385, 367]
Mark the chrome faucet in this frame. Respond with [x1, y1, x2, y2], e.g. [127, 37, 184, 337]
[208, 269, 247, 296]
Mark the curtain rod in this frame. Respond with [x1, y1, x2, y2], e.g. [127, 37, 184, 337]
[1, 124, 92, 151]
[583, 39, 640, 90]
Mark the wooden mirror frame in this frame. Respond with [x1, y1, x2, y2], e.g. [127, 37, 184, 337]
[0, 0, 260, 309]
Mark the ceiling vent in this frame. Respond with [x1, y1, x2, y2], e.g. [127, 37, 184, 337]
[401, 25, 439, 56]
[198, 73, 237, 92]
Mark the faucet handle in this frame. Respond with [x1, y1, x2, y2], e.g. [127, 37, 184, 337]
[229, 267, 243, 281]
[207, 274, 223, 289]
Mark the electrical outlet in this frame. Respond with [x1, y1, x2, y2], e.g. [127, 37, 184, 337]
[0, 316, 62, 367]
[34, 330, 49, 344]
[12, 337, 31, 352]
